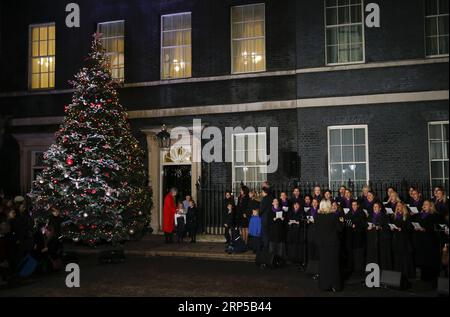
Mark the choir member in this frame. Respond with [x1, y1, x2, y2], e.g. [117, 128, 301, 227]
[383, 187, 396, 203]
[362, 191, 378, 216]
[291, 187, 303, 207]
[358, 185, 371, 206]
[280, 192, 291, 214]
[237, 186, 250, 244]
[392, 202, 415, 283]
[343, 200, 367, 275]
[407, 186, 416, 205]
[323, 190, 334, 203]
[286, 201, 306, 264]
[366, 202, 393, 270]
[223, 191, 235, 218]
[268, 198, 288, 259]
[306, 198, 320, 276]
[312, 186, 322, 202]
[303, 195, 312, 209]
[385, 191, 401, 212]
[433, 187, 449, 222]
[413, 200, 440, 287]
[316, 200, 344, 292]
[335, 186, 347, 206]
[342, 189, 353, 209]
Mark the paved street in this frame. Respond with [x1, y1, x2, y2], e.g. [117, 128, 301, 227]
[0, 255, 439, 297]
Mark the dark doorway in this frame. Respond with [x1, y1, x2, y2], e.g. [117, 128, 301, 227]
[162, 165, 192, 204]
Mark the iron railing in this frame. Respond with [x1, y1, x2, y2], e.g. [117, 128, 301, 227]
[196, 179, 441, 235]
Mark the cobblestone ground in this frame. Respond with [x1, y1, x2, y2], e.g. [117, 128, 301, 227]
[0, 255, 438, 297]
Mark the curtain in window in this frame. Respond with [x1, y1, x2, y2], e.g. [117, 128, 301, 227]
[162, 13, 192, 79]
[231, 4, 266, 73]
[98, 21, 125, 81]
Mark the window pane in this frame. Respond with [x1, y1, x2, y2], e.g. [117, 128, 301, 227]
[330, 164, 343, 181]
[326, 8, 338, 25]
[350, 4, 362, 23]
[342, 129, 353, 145]
[355, 164, 366, 180]
[354, 145, 366, 161]
[354, 128, 366, 144]
[342, 164, 354, 181]
[330, 146, 342, 163]
[99, 21, 125, 81]
[426, 37, 439, 56]
[431, 141, 443, 159]
[330, 129, 341, 145]
[440, 0, 449, 14]
[342, 145, 354, 162]
[439, 35, 449, 55]
[426, 0, 439, 16]
[430, 124, 443, 140]
[431, 161, 444, 178]
[30, 24, 55, 89]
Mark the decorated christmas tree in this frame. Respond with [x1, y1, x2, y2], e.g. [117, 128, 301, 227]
[28, 34, 151, 245]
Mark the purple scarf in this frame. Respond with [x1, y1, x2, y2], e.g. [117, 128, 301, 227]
[372, 212, 382, 224]
[420, 212, 429, 220]
[272, 206, 282, 213]
[310, 207, 318, 217]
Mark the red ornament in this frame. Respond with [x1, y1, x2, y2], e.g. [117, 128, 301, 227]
[79, 225, 85, 230]
[91, 189, 97, 194]
[66, 156, 74, 166]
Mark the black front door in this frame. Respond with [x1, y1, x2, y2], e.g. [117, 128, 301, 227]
[162, 165, 192, 203]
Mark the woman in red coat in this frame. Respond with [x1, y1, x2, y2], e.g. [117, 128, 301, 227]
[163, 188, 177, 243]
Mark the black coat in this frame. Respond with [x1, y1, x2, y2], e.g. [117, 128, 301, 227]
[286, 209, 306, 244]
[344, 209, 368, 250]
[260, 196, 272, 238]
[316, 213, 343, 291]
[268, 209, 287, 243]
[366, 213, 393, 270]
[237, 195, 250, 228]
[186, 207, 199, 233]
[413, 213, 440, 272]
[392, 217, 415, 278]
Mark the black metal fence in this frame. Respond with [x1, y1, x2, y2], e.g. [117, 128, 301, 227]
[196, 179, 440, 235]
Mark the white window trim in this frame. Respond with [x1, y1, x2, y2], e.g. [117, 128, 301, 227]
[231, 132, 267, 194]
[324, 0, 366, 66]
[327, 124, 370, 188]
[428, 121, 449, 189]
[160, 12, 192, 81]
[424, 0, 450, 58]
[230, 3, 267, 75]
[97, 20, 126, 82]
[28, 22, 56, 91]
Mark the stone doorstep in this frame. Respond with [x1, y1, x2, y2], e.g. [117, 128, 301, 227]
[65, 247, 255, 263]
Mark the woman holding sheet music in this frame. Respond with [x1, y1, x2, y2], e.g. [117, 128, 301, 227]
[268, 198, 288, 259]
[343, 200, 367, 275]
[366, 202, 393, 270]
[392, 202, 415, 283]
[413, 200, 441, 286]
[305, 198, 320, 275]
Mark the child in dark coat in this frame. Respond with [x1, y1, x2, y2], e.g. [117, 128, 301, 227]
[186, 200, 199, 243]
[248, 209, 262, 253]
[224, 203, 235, 246]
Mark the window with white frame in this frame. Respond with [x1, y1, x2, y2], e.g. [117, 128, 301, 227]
[428, 122, 449, 192]
[425, 0, 449, 57]
[328, 125, 369, 191]
[31, 151, 45, 182]
[98, 21, 125, 82]
[161, 12, 192, 79]
[325, 0, 365, 65]
[231, 3, 266, 74]
[30, 23, 55, 89]
[232, 132, 267, 194]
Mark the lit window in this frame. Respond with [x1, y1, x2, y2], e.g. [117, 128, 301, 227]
[325, 0, 365, 65]
[161, 13, 192, 80]
[425, 0, 449, 57]
[232, 132, 267, 194]
[328, 125, 369, 191]
[98, 21, 125, 82]
[428, 122, 449, 192]
[231, 3, 266, 74]
[30, 24, 55, 89]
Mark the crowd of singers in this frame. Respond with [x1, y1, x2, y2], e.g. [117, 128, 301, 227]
[224, 182, 449, 292]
